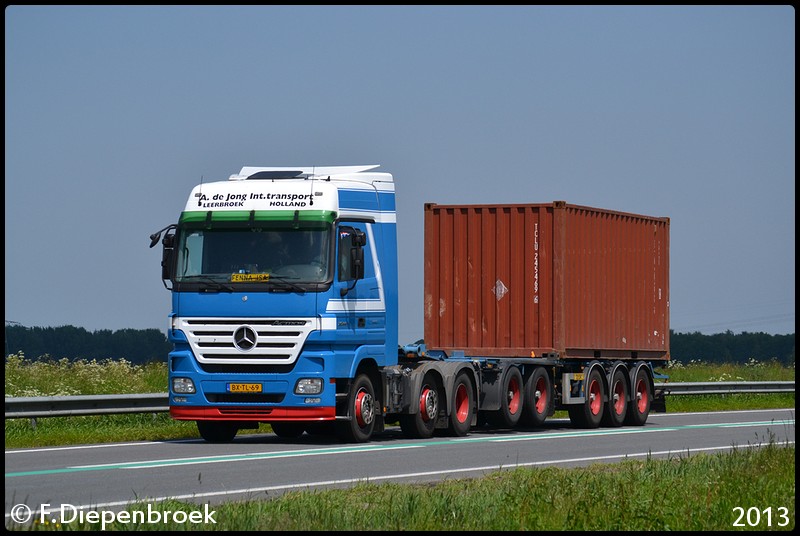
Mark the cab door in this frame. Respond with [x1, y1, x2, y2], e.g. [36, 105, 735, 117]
[333, 222, 385, 342]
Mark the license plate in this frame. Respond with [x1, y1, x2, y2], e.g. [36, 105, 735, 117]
[231, 273, 270, 282]
[227, 383, 262, 393]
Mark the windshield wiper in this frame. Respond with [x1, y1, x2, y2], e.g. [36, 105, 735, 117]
[267, 275, 306, 293]
[179, 275, 234, 293]
[179, 274, 305, 293]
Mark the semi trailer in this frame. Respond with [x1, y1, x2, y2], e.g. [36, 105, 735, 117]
[150, 165, 669, 443]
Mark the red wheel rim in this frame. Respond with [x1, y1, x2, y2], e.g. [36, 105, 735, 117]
[588, 379, 602, 416]
[419, 386, 435, 422]
[613, 380, 626, 415]
[635, 379, 649, 414]
[507, 375, 521, 414]
[453, 383, 469, 423]
[534, 376, 547, 414]
[354, 389, 373, 428]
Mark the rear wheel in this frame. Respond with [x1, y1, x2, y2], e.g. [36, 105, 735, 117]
[446, 371, 474, 437]
[336, 373, 377, 443]
[601, 367, 628, 427]
[197, 421, 238, 443]
[488, 366, 524, 428]
[624, 367, 652, 426]
[522, 366, 551, 427]
[568, 367, 605, 429]
[399, 372, 439, 439]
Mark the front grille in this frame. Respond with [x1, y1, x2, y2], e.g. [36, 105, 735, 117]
[207, 393, 285, 404]
[178, 317, 315, 365]
[218, 407, 274, 415]
[198, 363, 296, 374]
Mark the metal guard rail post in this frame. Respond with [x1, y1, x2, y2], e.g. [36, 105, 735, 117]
[4, 382, 795, 420]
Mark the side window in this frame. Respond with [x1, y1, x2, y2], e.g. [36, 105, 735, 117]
[338, 228, 355, 281]
[180, 231, 203, 277]
[338, 224, 367, 282]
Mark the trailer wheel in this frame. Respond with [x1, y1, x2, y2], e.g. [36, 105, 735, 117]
[271, 421, 306, 438]
[624, 367, 651, 426]
[601, 367, 628, 427]
[196, 421, 238, 443]
[399, 372, 439, 439]
[567, 367, 604, 429]
[336, 373, 377, 443]
[522, 366, 551, 427]
[446, 371, 474, 437]
[488, 366, 524, 428]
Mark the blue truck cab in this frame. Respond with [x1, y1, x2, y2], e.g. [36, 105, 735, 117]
[151, 165, 400, 442]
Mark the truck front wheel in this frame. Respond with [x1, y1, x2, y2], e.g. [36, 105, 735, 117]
[271, 422, 306, 438]
[197, 421, 238, 443]
[337, 373, 377, 443]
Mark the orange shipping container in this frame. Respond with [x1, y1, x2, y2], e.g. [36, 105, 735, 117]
[424, 201, 670, 361]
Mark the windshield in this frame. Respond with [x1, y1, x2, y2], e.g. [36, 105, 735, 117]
[174, 223, 332, 287]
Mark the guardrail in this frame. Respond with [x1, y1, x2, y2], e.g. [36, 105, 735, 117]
[656, 381, 795, 396]
[5, 393, 168, 419]
[4, 382, 794, 420]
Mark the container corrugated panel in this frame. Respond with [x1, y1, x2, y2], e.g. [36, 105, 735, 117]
[424, 201, 669, 360]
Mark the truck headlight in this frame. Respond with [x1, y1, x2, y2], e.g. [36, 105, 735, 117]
[295, 378, 323, 395]
[172, 377, 196, 394]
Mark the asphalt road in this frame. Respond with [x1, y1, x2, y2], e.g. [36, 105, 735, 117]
[5, 408, 795, 525]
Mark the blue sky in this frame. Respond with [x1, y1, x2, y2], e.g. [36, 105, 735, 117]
[5, 6, 795, 343]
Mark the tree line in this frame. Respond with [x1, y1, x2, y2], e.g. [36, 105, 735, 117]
[4, 325, 171, 364]
[669, 330, 794, 366]
[3, 324, 795, 366]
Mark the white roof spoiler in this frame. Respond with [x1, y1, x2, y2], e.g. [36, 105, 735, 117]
[230, 165, 380, 180]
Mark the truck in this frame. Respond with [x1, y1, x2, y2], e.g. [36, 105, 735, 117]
[150, 165, 670, 443]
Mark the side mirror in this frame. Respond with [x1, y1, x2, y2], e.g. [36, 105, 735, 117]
[351, 229, 367, 248]
[350, 246, 364, 281]
[161, 231, 176, 281]
[149, 223, 176, 248]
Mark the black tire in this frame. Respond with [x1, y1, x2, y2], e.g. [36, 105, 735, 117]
[196, 421, 238, 443]
[305, 422, 336, 437]
[446, 371, 474, 437]
[488, 366, 524, 428]
[624, 366, 652, 426]
[522, 366, 552, 427]
[399, 372, 439, 439]
[271, 421, 306, 438]
[336, 373, 377, 443]
[567, 367, 605, 429]
[601, 367, 628, 427]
